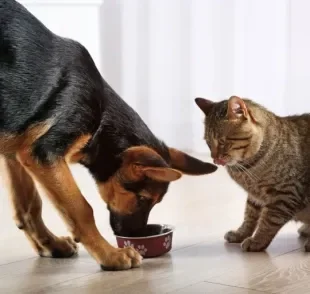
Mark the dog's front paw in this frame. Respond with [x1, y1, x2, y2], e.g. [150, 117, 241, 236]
[101, 247, 142, 271]
[241, 237, 267, 252]
[224, 230, 247, 243]
[39, 236, 78, 258]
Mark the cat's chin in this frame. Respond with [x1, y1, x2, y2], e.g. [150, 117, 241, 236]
[225, 160, 238, 167]
[213, 158, 237, 167]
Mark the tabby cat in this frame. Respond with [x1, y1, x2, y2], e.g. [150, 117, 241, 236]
[195, 95, 310, 252]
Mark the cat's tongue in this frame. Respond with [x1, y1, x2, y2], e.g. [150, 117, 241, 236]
[214, 158, 226, 166]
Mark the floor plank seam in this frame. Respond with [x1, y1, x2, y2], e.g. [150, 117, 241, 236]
[33, 271, 99, 294]
[164, 281, 202, 294]
[170, 242, 203, 252]
[202, 280, 272, 294]
[0, 256, 35, 268]
[273, 247, 301, 258]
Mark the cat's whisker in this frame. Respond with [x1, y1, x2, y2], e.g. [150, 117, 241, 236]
[236, 164, 255, 186]
[244, 166, 260, 181]
[236, 162, 259, 182]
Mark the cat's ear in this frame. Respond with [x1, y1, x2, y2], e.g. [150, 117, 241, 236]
[195, 97, 214, 115]
[227, 96, 248, 120]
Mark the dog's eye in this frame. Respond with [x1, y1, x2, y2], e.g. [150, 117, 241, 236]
[137, 195, 147, 203]
[136, 194, 152, 208]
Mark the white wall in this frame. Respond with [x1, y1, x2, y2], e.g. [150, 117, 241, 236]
[21, 0, 310, 153]
[286, 0, 310, 115]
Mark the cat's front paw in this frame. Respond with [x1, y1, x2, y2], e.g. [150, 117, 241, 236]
[241, 237, 267, 252]
[304, 239, 310, 252]
[224, 230, 247, 243]
[298, 224, 310, 238]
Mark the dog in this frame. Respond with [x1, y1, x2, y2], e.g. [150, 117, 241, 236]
[0, 0, 217, 271]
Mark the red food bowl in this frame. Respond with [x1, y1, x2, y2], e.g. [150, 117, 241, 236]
[115, 224, 174, 258]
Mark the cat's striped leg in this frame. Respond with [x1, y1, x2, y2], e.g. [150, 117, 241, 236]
[295, 206, 310, 251]
[241, 197, 301, 252]
[225, 197, 261, 243]
[296, 205, 310, 238]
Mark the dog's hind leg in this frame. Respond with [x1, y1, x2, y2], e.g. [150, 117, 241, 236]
[0, 156, 78, 258]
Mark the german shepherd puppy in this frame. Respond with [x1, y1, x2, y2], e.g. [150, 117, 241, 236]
[0, 0, 217, 271]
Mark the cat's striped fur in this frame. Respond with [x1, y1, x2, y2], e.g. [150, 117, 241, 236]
[195, 96, 310, 252]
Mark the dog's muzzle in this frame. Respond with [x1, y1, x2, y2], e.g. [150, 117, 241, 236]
[109, 209, 150, 237]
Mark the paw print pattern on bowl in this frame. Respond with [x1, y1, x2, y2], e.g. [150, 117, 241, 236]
[163, 235, 171, 249]
[137, 245, 148, 256]
[115, 224, 174, 258]
[123, 240, 134, 248]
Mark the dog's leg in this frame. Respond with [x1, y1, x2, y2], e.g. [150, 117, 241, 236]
[0, 156, 77, 258]
[16, 150, 142, 270]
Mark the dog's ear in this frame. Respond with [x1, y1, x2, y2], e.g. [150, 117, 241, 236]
[121, 146, 182, 182]
[169, 148, 217, 175]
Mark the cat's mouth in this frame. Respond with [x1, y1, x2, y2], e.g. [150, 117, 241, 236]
[213, 157, 238, 166]
[213, 158, 227, 166]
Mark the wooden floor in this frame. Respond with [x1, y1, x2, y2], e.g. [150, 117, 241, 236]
[0, 155, 308, 294]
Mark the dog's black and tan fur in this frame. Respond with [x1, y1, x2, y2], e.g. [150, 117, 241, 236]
[0, 0, 217, 271]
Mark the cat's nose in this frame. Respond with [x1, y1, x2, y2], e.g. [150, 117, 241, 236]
[210, 150, 217, 159]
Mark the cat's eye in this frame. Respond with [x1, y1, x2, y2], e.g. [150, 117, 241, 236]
[218, 139, 225, 146]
